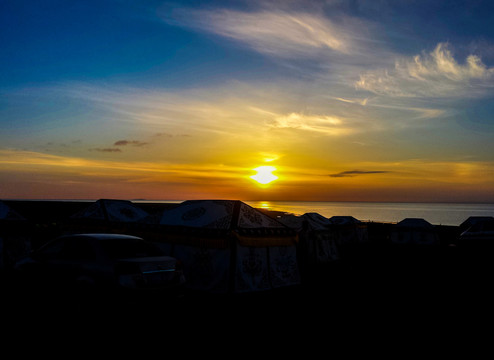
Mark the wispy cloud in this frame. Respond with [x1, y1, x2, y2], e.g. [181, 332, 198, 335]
[114, 140, 148, 147]
[90, 148, 122, 153]
[89, 140, 149, 154]
[334, 97, 369, 106]
[356, 42, 494, 98]
[51, 82, 363, 139]
[329, 170, 391, 178]
[0, 148, 247, 181]
[163, 8, 372, 58]
[267, 112, 354, 136]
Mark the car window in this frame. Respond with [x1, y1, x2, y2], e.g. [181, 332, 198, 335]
[37, 236, 97, 261]
[61, 237, 97, 261]
[37, 238, 65, 260]
[99, 238, 164, 259]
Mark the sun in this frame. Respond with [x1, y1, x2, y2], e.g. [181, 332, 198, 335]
[250, 166, 278, 185]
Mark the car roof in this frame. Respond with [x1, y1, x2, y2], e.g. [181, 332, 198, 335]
[64, 233, 144, 241]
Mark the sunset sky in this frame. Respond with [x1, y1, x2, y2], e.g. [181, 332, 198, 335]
[2, 0, 494, 202]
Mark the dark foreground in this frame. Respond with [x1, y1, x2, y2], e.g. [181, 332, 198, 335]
[1, 200, 493, 350]
[1, 246, 494, 356]
[2, 242, 493, 327]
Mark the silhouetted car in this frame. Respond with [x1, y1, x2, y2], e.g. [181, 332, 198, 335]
[14, 233, 185, 296]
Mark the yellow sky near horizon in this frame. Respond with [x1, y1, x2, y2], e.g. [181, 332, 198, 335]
[2, 147, 494, 202]
[3, 4, 494, 203]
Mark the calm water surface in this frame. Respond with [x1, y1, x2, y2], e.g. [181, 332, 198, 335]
[245, 201, 494, 226]
[142, 200, 494, 226]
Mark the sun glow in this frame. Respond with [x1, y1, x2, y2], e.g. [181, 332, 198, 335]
[250, 166, 278, 185]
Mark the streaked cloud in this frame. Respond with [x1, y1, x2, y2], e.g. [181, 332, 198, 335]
[48, 81, 363, 139]
[163, 7, 372, 58]
[114, 140, 148, 147]
[329, 170, 390, 178]
[0, 148, 246, 181]
[0, 148, 257, 200]
[90, 148, 122, 153]
[3, 1, 494, 202]
[356, 43, 494, 98]
[268, 112, 353, 136]
[334, 97, 369, 106]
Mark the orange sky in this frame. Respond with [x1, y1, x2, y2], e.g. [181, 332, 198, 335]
[1, 148, 493, 202]
[2, 2, 494, 203]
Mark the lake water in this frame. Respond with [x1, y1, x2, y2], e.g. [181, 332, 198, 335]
[244, 201, 494, 226]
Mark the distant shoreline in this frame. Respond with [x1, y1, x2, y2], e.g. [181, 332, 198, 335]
[2, 198, 494, 205]
[3, 199, 494, 227]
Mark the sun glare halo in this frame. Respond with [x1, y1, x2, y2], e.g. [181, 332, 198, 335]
[250, 166, 278, 185]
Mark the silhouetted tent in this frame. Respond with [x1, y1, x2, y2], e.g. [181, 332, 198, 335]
[0, 201, 25, 222]
[65, 199, 150, 234]
[390, 218, 439, 245]
[150, 200, 300, 293]
[328, 216, 368, 245]
[71, 199, 149, 222]
[0, 200, 30, 269]
[458, 217, 494, 249]
[279, 212, 339, 268]
[459, 216, 494, 233]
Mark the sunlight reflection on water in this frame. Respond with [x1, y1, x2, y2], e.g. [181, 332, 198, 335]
[245, 201, 494, 225]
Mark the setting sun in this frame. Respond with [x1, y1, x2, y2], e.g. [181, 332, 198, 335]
[250, 166, 278, 185]
[3, 2, 494, 204]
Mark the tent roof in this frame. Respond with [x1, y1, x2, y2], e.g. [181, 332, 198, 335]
[461, 217, 494, 233]
[460, 216, 494, 228]
[70, 199, 149, 222]
[0, 200, 25, 221]
[159, 200, 289, 230]
[279, 212, 332, 231]
[329, 216, 361, 225]
[396, 218, 433, 228]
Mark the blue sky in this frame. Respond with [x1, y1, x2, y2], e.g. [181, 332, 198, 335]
[2, 0, 494, 202]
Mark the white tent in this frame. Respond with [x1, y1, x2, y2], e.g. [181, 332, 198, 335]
[390, 218, 439, 245]
[153, 200, 300, 293]
[65, 199, 150, 235]
[279, 212, 332, 231]
[279, 212, 339, 267]
[70, 199, 149, 223]
[328, 216, 369, 246]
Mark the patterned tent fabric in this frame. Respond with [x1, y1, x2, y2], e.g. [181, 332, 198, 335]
[238, 202, 287, 229]
[279, 212, 332, 231]
[157, 200, 300, 293]
[159, 200, 233, 228]
[159, 200, 297, 245]
[280, 212, 340, 266]
[159, 199, 288, 230]
[329, 216, 361, 225]
[71, 199, 149, 223]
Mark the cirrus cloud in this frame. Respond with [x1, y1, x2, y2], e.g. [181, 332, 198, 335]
[268, 112, 354, 136]
[162, 7, 370, 58]
[356, 42, 494, 98]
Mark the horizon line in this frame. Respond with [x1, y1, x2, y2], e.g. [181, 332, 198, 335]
[2, 198, 494, 205]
